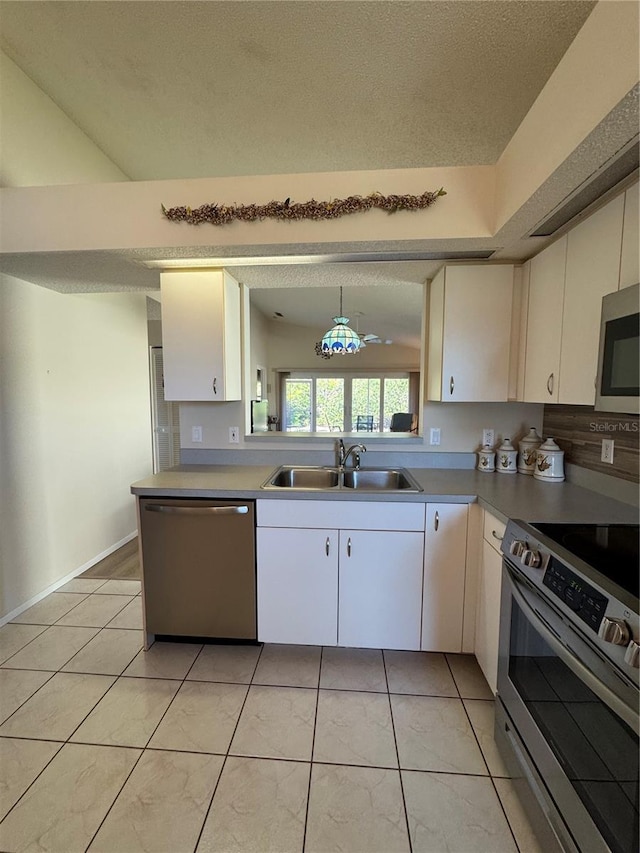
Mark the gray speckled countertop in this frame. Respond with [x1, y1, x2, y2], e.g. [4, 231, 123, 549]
[131, 465, 638, 524]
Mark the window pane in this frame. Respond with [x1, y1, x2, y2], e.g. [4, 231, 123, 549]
[285, 379, 312, 431]
[383, 378, 410, 431]
[316, 378, 344, 432]
[352, 378, 381, 431]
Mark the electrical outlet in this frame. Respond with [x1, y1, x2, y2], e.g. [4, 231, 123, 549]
[429, 427, 441, 446]
[601, 438, 614, 464]
[229, 426, 240, 444]
[482, 428, 495, 447]
[191, 426, 203, 443]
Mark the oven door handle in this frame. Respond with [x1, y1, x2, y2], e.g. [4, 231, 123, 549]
[508, 571, 639, 734]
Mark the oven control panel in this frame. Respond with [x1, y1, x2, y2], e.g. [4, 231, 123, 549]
[542, 561, 608, 633]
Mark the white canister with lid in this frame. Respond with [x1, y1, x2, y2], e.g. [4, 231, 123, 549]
[496, 438, 518, 473]
[518, 427, 542, 475]
[477, 445, 496, 472]
[534, 437, 565, 482]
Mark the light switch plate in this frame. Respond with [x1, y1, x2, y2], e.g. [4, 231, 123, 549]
[229, 426, 240, 444]
[191, 426, 203, 443]
[429, 427, 441, 446]
[482, 428, 495, 447]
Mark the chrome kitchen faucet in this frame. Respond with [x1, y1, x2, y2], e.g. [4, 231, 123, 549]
[337, 439, 367, 470]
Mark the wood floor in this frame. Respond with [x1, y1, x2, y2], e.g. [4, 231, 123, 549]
[79, 538, 141, 580]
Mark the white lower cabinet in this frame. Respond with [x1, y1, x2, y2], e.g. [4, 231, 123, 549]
[256, 499, 471, 652]
[338, 529, 424, 650]
[474, 511, 506, 694]
[256, 527, 338, 645]
[422, 503, 468, 652]
[256, 499, 426, 649]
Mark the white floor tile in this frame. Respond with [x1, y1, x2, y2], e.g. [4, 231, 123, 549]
[0, 743, 140, 852]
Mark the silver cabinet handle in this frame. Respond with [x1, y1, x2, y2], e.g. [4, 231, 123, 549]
[213, 377, 217, 395]
[145, 504, 248, 515]
[492, 530, 503, 541]
[325, 537, 330, 557]
[449, 376, 454, 395]
[347, 537, 352, 557]
[546, 372, 554, 395]
[434, 511, 439, 531]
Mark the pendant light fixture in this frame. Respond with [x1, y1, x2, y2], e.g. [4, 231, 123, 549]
[320, 287, 361, 355]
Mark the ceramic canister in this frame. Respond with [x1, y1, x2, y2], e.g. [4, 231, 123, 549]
[518, 426, 542, 475]
[477, 445, 496, 472]
[534, 437, 565, 482]
[496, 438, 518, 473]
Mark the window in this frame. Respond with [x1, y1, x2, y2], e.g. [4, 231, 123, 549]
[280, 371, 418, 433]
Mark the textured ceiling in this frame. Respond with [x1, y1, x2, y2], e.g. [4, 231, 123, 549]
[0, 0, 595, 180]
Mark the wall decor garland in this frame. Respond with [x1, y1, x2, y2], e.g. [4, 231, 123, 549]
[161, 188, 446, 226]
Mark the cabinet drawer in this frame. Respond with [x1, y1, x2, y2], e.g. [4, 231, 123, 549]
[483, 511, 506, 553]
[257, 499, 425, 531]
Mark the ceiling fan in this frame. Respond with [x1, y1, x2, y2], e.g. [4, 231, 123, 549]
[354, 313, 392, 346]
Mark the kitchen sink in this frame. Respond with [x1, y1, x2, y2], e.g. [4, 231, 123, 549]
[266, 466, 341, 489]
[341, 468, 421, 491]
[261, 465, 422, 492]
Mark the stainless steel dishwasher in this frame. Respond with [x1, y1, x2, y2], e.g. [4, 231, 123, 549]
[139, 497, 256, 641]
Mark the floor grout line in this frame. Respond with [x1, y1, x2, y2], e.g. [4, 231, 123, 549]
[301, 645, 322, 853]
[383, 648, 414, 853]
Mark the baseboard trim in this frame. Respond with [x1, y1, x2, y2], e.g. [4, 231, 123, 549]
[0, 530, 138, 627]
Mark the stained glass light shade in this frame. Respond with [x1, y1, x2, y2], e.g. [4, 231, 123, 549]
[321, 317, 362, 354]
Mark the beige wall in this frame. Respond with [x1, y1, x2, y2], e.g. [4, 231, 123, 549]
[0, 278, 152, 619]
[0, 50, 129, 187]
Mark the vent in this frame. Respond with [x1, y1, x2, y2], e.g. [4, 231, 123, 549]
[530, 137, 639, 237]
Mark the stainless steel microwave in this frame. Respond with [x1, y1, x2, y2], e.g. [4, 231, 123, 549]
[595, 283, 639, 414]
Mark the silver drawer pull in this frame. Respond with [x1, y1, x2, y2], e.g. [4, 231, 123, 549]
[213, 377, 217, 395]
[491, 530, 503, 541]
[325, 537, 330, 556]
[145, 504, 248, 515]
[434, 511, 439, 531]
[449, 376, 454, 395]
[347, 537, 352, 557]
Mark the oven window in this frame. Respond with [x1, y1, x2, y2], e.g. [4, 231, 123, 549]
[509, 601, 639, 853]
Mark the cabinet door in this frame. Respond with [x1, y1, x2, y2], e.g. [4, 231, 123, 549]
[422, 504, 468, 652]
[441, 265, 514, 401]
[338, 530, 423, 650]
[523, 236, 566, 403]
[257, 528, 338, 645]
[560, 195, 624, 404]
[475, 538, 502, 694]
[160, 269, 241, 401]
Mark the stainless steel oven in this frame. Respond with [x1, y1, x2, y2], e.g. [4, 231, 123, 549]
[496, 520, 639, 853]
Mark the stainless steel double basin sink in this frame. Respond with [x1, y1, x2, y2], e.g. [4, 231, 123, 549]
[261, 465, 423, 492]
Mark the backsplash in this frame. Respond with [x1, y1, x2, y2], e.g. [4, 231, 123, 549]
[543, 405, 639, 484]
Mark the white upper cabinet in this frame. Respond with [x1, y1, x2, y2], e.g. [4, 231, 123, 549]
[559, 194, 624, 405]
[428, 264, 514, 402]
[620, 182, 639, 290]
[523, 236, 567, 403]
[160, 269, 242, 401]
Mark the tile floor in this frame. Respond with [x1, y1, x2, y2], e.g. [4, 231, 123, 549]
[0, 579, 543, 853]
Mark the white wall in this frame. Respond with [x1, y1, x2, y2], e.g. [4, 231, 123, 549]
[0, 278, 152, 619]
[0, 50, 129, 187]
